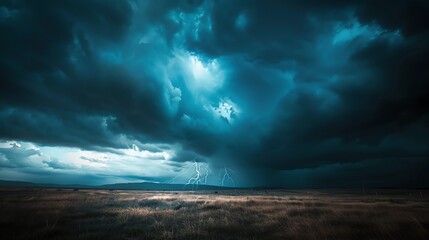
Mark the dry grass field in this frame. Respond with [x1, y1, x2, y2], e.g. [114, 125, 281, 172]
[0, 188, 428, 240]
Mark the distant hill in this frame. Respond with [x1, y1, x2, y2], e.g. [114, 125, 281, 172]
[0, 180, 93, 189]
[100, 182, 233, 191]
[0, 180, 234, 191]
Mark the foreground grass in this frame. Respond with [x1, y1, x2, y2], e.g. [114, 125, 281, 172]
[0, 188, 428, 240]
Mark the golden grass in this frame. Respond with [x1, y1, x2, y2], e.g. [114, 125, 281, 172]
[0, 188, 428, 239]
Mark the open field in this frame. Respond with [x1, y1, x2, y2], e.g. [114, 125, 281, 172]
[0, 188, 428, 240]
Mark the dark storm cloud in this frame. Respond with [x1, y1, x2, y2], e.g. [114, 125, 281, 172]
[0, 0, 177, 149]
[177, 1, 429, 169]
[0, 0, 428, 187]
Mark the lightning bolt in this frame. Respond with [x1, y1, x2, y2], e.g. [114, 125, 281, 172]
[186, 159, 202, 186]
[203, 164, 210, 184]
[221, 167, 235, 187]
[167, 159, 235, 188]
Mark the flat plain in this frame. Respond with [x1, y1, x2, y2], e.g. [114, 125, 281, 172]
[0, 188, 428, 240]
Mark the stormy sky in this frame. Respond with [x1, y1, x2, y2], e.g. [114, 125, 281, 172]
[1, 0, 428, 188]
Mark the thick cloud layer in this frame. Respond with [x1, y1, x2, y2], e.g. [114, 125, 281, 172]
[0, 0, 428, 187]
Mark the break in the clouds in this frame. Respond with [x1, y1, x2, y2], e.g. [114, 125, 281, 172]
[0, 0, 428, 187]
